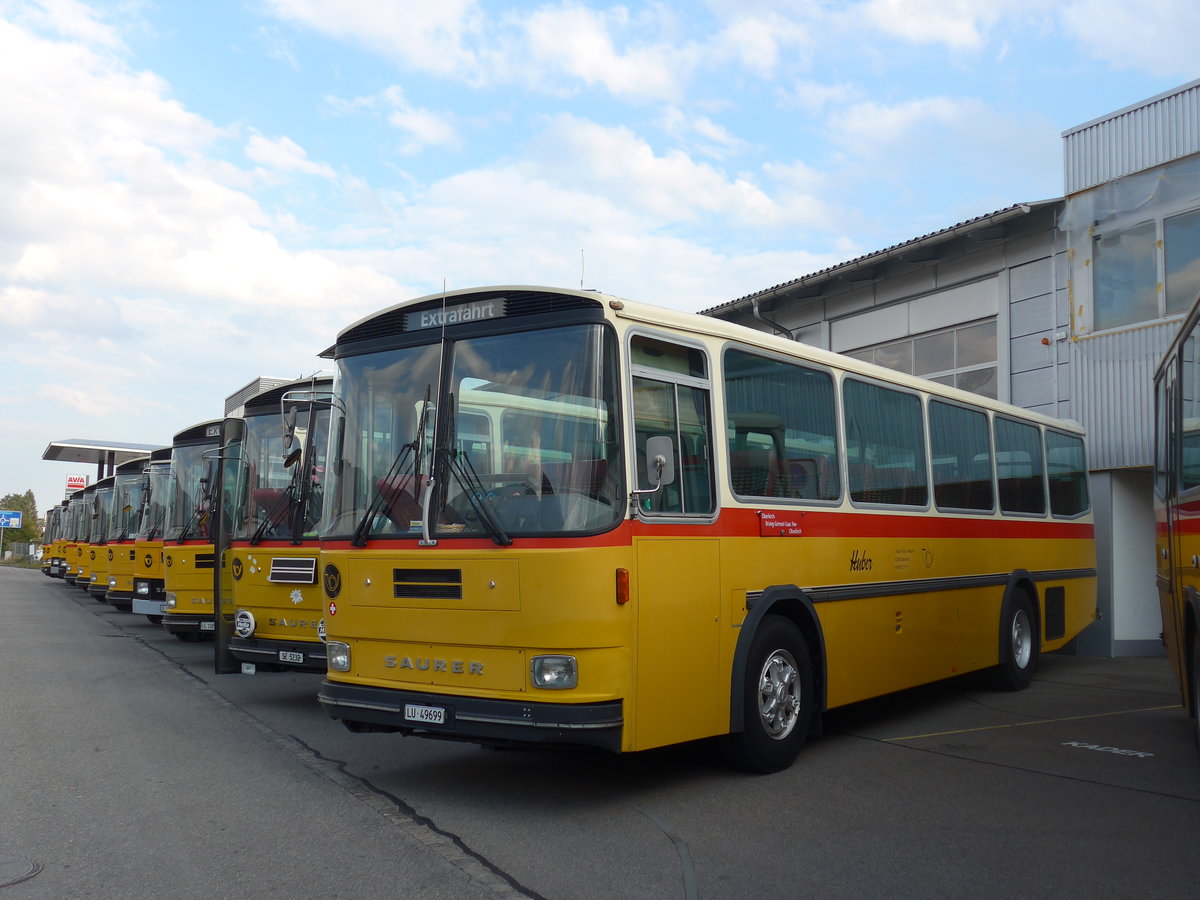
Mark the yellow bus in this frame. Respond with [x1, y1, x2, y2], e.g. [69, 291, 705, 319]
[72, 482, 100, 594]
[103, 456, 149, 612]
[317, 286, 1097, 772]
[131, 446, 172, 624]
[1154, 297, 1200, 750]
[161, 421, 222, 641]
[43, 501, 67, 578]
[61, 490, 87, 586]
[225, 375, 333, 673]
[86, 475, 117, 602]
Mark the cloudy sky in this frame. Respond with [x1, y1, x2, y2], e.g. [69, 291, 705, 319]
[1, 0, 1196, 519]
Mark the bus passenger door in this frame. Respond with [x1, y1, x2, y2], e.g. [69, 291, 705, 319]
[628, 334, 723, 749]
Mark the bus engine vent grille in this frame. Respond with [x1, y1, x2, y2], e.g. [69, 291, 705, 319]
[195, 553, 216, 569]
[393, 569, 463, 600]
[269, 557, 318, 584]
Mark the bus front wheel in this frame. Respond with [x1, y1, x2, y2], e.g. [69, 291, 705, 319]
[724, 616, 814, 774]
[993, 591, 1038, 691]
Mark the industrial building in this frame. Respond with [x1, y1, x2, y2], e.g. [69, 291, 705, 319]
[705, 78, 1200, 657]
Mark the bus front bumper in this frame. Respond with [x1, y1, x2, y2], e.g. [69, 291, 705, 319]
[230, 636, 327, 673]
[317, 681, 623, 752]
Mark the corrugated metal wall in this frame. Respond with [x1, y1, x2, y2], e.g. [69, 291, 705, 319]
[1068, 321, 1178, 469]
[1064, 79, 1200, 195]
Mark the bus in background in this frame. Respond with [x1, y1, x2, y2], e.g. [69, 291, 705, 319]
[132, 447, 172, 624]
[105, 456, 149, 613]
[61, 489, 87, 586]
[43, 502, 66, 578]
[225, 376, 333, 674]
[316, 286, 1097, 773]
[72, 482, 100, 593]
[1154, 296, 1200, 750]
[40, 504, 57, 576]
[162, 422, 222, 641]
[86, 476, 117, 602]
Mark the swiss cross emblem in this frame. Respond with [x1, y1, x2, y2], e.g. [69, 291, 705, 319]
[328, 602, 338, 616]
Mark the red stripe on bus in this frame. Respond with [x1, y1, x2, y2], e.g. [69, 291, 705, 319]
[320, 508, 1093, 550]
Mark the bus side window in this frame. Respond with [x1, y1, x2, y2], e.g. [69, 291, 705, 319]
[723, 348, 840, 502]
[996, 417, 1046, 515]
[632, 381, 714, 515]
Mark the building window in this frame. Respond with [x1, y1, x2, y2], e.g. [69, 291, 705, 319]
[1166, 209, 1200, 316]
[1093, 220, 1158, 331]
[846, 319, 997, 399]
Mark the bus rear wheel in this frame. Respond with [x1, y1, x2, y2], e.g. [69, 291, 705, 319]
[993, 591, 1038, 691]
[724, 616, 814, 774]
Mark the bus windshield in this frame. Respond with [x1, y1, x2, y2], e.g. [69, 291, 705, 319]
[108, 472, 145, 542]
[233, 404, 331, 542]
[323, 322, 623, 541]
[167, 444, 214, 542]
[137, 463, 171, 542]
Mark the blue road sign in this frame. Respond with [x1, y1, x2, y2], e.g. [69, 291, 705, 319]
[0, 510, 23, 528]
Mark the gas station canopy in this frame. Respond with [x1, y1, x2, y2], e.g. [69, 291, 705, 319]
[42, 439, 161, 478]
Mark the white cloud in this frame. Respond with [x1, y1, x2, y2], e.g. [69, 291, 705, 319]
[381, 86, 462, 155]
[710, 13, 814, 78]
[659, 107, 751, 160]
[245, 134, 337, 178]
[1059, 0, 1200, 79]
[859, 0, 1005, 49]
[520, 4, 690, 102]
[263, 0, 485, 81]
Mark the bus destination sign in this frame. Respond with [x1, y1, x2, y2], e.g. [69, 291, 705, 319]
[406, 298, 505, 332]
[758, 510, 803, 537]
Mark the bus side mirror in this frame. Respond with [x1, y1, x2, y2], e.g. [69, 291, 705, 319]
[283, 405, 299, 450]
[644, 436, 676, 486]
[283, 447, 302, 468]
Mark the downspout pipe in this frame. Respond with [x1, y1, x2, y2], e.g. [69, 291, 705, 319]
[752, 298, 793, 339]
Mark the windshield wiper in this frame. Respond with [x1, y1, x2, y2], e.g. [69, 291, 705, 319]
[437, 392, 512, 547]
[250, 481, 298, 546]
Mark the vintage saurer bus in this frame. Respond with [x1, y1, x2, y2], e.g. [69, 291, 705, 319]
[43, 501, 67, 578]
[84, 476, 117, 601]
[61, 489, 88, 586]
[71, 483, 100, 593]
[161, 422, 222, 641]
[103, 456, 149, 612]
[224, 376, 333, 673]
[1154, 295, 1200, 751]
[132, 446, 172, 624]
[317, 286, 1097, 772]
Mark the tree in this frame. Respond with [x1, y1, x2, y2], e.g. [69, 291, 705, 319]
[0, 490, 41, 544]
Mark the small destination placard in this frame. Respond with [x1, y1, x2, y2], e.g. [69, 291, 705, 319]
[406, 298, 505, 332]
[758, 510, 802, 536]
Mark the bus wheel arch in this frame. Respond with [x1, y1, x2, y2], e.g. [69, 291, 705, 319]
[725, 587, 825, 772]
[993, 573, 1039, 691]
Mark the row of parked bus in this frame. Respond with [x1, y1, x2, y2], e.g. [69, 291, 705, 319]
[38, 285, 1102, 772]
[41, 378, 332, 672]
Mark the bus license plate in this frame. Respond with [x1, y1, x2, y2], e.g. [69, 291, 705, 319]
[404, 704, 446, 725]
[279, 651, 304, 664]
[200, 621, 215, 631]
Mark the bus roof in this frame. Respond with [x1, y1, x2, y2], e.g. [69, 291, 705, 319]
[335, 284, 1085, 435]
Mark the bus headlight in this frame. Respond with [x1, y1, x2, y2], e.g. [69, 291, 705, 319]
[530, 655, 578, 690]
[234, 609, 256, 639]
[162, 593, 177, 611]
[327, 641, 351, 672]
[135, 581, 149, 596]
[108, 576, 117, 588]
